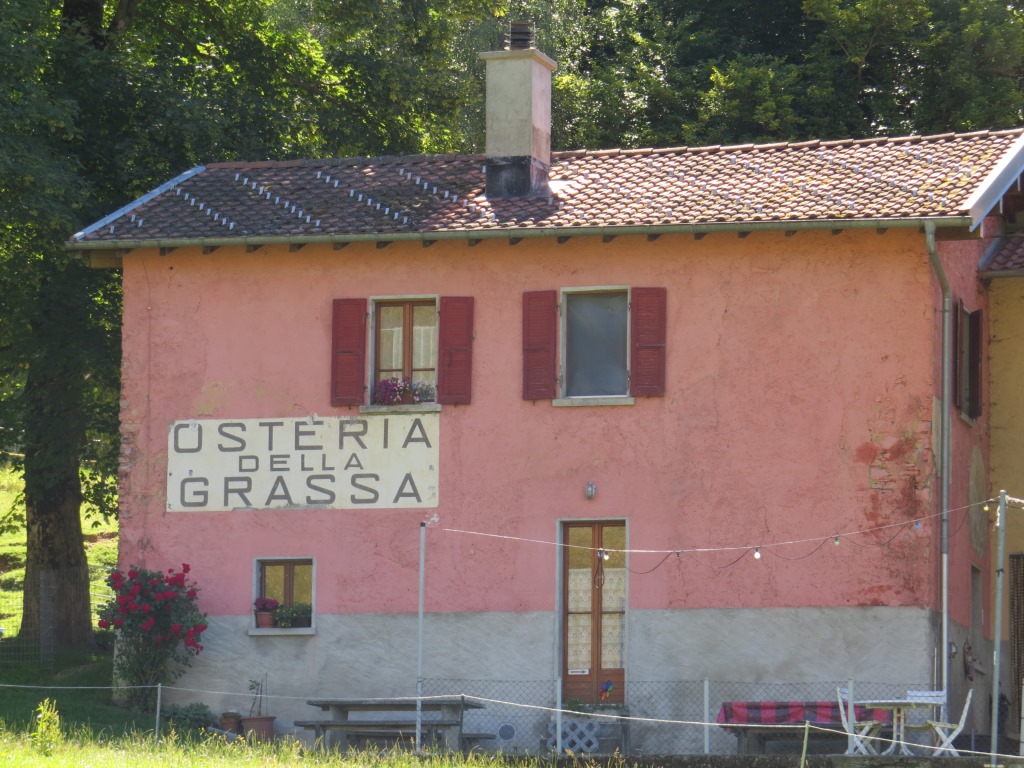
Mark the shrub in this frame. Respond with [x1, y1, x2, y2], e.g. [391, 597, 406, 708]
[30, 698, 62, 755]
[97, 564, 207, 709]
[162, 701, 216, 732]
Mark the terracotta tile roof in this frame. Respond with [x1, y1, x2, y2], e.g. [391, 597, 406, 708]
[983, 236, 1024, 273]
[71, 128, 1024, 246]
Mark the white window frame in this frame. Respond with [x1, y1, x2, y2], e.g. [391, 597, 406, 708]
[250, 556, 317, 635]
[554, 286, 635, 407]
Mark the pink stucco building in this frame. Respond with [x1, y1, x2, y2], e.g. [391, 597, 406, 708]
[71, 33, 1024, 754]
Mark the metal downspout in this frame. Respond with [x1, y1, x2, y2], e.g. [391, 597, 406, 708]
[926, 220, 952, 717]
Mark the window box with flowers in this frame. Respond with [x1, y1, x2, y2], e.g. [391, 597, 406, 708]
[372, 377, 435, 406]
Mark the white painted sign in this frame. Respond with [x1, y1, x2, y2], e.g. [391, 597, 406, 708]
[166, 414, 439, 511]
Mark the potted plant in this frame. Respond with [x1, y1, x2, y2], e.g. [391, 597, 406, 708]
[240, 674, 275, 741]
[273, 602, 312, 628]
[253, 597, 278, 628]
[372, 376, 413, 404]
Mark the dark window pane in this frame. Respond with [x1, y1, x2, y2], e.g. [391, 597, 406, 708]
[566, 292, 628, 396]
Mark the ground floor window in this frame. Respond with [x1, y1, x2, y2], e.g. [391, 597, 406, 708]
[257, 558, 313, 628]
[562, 521, 625, 705]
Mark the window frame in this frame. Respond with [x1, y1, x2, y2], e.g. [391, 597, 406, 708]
[560, 519, 627, 706]
[561, 287, 631, 400]
[372, 296, 439, 397]
[252, 557, 315, 633]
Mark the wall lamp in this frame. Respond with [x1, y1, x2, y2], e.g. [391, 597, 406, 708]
[585, 481, 597, 500]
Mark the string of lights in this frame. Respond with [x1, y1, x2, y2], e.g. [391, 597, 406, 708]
[439, 497, 998, 574]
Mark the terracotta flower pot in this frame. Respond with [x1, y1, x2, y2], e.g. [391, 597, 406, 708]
[255, 610, 274, 628]
[241, 714, 276, 742]
[219, 711, 242, 734]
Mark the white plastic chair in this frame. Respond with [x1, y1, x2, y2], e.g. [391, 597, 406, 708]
[926, 689, 973, 757]
[837, 686, 882, 755]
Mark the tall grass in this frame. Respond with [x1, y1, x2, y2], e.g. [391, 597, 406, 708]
[0, 721, 562, 767]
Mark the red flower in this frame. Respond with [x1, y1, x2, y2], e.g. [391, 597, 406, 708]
[186, 589, 197, 599]
[194, 623, 207, 633]
[171, 623, 182, 635]
[113, 618, 124, 627]
[182, 563, 190, 573]
[128, 569, 138, 579]
[98, 619, 109, 629]
[141, 603, 152, 614]
[141, 617, 155, 631]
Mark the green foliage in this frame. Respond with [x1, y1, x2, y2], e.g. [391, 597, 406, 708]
[271, 602, 312, 627]
[162, 701, 217, 732]
[97, 565, 207, 710]
[29, 697, 62, 755]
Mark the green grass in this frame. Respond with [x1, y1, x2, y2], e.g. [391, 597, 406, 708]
[0, 462, 118, 638]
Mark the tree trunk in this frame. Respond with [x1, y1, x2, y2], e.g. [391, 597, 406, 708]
[18, 272, 92, 651]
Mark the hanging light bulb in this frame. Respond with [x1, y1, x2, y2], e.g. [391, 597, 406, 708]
[753, 547, 761, 559]
[833, 536, 840, 546]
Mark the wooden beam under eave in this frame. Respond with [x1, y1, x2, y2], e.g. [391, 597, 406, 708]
[831, 229, 843, 236]
[737, 231, 750, 239]
[203, 245, 220, 254]
[468, 239, 482, 247]
[246, 244, 263, 253]
[557, 236, 572, 244]
[160, 246, 176, 256]
[85, 250, 124, 269]
[421, 240, 436, 248]
[509, 238, 522, 246]
[602, 234, 617, 243]
[289, 243, 306, 252]
[332, 242, 349, 250]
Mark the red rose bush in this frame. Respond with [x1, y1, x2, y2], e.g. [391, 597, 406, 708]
[98, 564, 207, 709]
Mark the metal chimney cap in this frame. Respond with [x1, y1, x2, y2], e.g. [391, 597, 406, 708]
[506, 21, 535, 50]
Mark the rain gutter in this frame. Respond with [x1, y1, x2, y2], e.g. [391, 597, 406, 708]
[925, 219, 952, 719]
[67, 215, 974, 254]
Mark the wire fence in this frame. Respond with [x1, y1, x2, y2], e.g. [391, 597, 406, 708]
[0, 565, 114, 667]
[423, 677, 989, 756]
[0, 677, 1009, 760]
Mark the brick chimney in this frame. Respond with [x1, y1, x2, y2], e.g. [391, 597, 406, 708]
[479, 22, 556, 198]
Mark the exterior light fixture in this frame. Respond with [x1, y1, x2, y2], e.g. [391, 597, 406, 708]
[585, 481, 597, 500]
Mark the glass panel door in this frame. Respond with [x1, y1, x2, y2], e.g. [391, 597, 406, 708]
[562, 521, 625, 704]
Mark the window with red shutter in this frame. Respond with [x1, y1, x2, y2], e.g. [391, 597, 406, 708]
[331, 298, 367, 406]
[955, 300, 982, 420]
[332, 296, 474, 407]
[523, 287, 667, 401]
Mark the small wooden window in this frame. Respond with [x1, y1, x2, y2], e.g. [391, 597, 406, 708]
[259, 559, 313, 608]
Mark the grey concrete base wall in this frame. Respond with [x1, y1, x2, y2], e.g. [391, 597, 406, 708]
[165, 605, 942, 751]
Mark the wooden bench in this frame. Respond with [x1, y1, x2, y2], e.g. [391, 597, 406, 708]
[295, 718, 460, 750]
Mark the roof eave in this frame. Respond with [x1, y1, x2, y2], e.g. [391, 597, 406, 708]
[964, 132, 1024, 231]
[68, 215, 974, 257]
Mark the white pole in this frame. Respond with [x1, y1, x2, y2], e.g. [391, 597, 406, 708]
[417, 521, 425, 753]
[703, 678, 711, 754]
[991, 491, 1007, 767]
[154, 683, 162, 744]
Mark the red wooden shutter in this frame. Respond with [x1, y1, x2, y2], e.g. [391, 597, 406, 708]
[523, 290, 558, 400]
[630, 287, 667, 397]
[437, 296, 474, 404]
[331, 298, 367, 406]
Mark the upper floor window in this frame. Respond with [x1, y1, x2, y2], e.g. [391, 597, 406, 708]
[954, 300, 982, 420]
[375, 300, 438, 400]
[565, 291, 629, 397]
[331, 296, 473, 407]
[523, 287, 666, 402]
